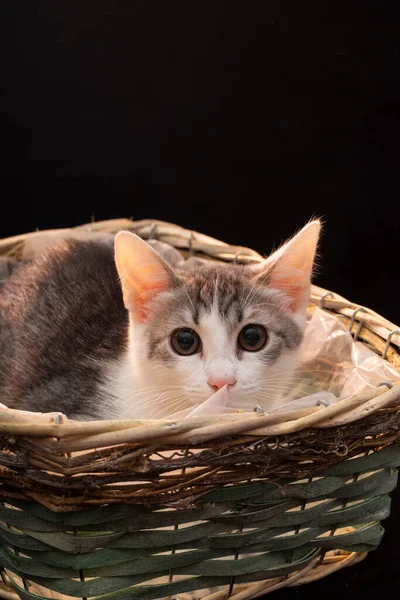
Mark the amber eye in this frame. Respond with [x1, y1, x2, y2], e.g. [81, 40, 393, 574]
[171, 328, 201, 355]
[238, 325, 268, 352]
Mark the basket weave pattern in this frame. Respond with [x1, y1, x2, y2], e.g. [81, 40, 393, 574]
[0, 219, 399, 600]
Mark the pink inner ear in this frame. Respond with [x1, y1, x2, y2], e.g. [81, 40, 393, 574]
[125, 264, 171, 322]
[258, 221, 320, 314]
[115, 231, 177, 323]
[269, 267, 310, 313]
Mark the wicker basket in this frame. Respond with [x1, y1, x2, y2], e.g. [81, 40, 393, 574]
[0, 219, 399, 600]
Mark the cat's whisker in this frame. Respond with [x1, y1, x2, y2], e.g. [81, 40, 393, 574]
[256, 368, 336, 381]
[130, 389, 188, 407]
[137, 395, 190, 417]
[160, 395, 191, 411]
[256, 381, 313, 388]
[254, 380, 320, 391]
[114, 364, 178, 383]
[256, 379, 316, 389]
[253, 390, 319, 402]
[256, 376, 304, 384]
[253, 390, 317, 400]
[256, 379, 319, 389]
[123, 390, 172, 406]
[131, 383, 182, 391]
[252, 384, 322, 398]
[111, 380, 181, 396]
[124, 388, 178, 400]
[256, 390, 319, 398]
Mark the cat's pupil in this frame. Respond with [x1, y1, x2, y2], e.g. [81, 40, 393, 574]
[238, 324, 268, 352]
[177, 330, 195, 350]
[243, 327, 260, 345]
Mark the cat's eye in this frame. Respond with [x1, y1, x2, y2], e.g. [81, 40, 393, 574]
[238, 324, 268, 352]
[171, 328, 201, 355]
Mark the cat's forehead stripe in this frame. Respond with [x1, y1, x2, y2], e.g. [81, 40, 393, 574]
[183, 266, 248, 317]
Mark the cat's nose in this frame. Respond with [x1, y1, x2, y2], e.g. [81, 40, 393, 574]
[208, 376, 237, 391]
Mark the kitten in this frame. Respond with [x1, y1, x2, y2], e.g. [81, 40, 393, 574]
[0, 222, 320, 420]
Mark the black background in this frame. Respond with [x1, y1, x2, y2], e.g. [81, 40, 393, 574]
[1, 2, 400, 598]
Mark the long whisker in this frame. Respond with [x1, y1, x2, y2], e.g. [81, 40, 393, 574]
[256, 381, 317, 389]
[140, 395, 190, 417]
[256, 379, 318, 388]
[254, 388, 319, 399]
[124, 388, 179, 406]
[258, 369, 337, 379]
[129, 394, 186, 413]
[128, 385, 182, 394]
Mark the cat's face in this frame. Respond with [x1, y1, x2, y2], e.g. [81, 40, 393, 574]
[114, 222, 320, 417]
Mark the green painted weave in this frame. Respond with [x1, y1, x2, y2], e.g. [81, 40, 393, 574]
[1, 444, 399, 600]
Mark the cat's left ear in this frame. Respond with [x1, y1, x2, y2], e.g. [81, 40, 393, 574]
[115, 231, 180, 322]
[249, 220, 321, 315]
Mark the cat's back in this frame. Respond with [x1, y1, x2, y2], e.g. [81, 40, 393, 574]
[0, 237, 128, 417]
[1, 236, 117, 311]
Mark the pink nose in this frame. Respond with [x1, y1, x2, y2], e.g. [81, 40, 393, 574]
[208, 376, 237, 391]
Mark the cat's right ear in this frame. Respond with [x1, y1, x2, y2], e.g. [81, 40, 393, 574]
[248, 220, 321, 316]
[114, 231, 180, 322]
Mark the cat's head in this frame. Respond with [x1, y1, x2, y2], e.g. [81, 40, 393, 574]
[114, 221, 320, 417]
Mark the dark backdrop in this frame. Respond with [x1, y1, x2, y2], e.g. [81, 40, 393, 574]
[1, 2, 400, 598]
